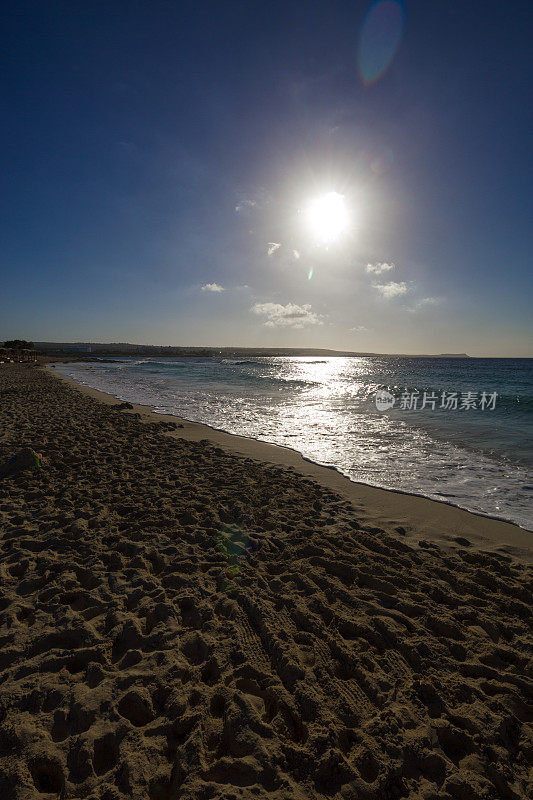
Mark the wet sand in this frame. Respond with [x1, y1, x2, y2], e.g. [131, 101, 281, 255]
[0, 363, 531, 799]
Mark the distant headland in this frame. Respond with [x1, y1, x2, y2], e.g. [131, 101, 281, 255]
[32, 342, 472, 359]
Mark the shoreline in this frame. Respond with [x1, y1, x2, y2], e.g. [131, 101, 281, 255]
[1, 362, 531, 798]
[48, 364, 532, 565]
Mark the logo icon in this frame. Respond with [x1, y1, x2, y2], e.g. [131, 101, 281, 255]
[375, 389, 395, 411]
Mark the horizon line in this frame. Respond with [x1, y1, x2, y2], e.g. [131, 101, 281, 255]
[14, 340, 533, 359]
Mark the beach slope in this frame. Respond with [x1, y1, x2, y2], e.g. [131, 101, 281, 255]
[0, 365, 531, 799]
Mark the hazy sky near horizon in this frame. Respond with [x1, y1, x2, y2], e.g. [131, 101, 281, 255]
[1, 1, 532, 356]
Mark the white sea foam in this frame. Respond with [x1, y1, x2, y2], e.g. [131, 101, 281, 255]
[56, 356, 533, 530]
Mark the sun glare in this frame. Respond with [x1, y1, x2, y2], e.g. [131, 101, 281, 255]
[305, 191, 349, 242]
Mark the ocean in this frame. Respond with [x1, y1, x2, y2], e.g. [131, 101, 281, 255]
[56, 356, 533, 530]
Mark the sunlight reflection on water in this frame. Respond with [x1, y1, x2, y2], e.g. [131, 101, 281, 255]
[58, 356, 533, 530]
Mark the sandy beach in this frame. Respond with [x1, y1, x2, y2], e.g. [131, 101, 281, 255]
[0, 363, 531, 799]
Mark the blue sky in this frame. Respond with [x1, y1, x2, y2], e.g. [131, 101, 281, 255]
[1, 0, 531, 356]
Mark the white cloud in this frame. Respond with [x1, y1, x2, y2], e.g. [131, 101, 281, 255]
[366, 261, 395, 274]
[251, 302, 324, 328]
[409, 296, 443, 312]
[373, 281, 409, 298]
[235, 188, 270, 213]
[235, 198, 256, 212]
[267, 242, 281, 256]
[349, 325, 368, 332]
[201, 283, 224, 293]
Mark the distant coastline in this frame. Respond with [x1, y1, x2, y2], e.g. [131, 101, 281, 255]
[33, 341, 472, 359]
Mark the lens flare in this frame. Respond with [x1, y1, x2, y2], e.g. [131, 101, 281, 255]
[371, 147, 394, 175]
[216, 523, 258, 592]
[358, 0, 405, 86]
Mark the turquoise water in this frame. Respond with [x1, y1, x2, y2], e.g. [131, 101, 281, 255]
[57, 356, 533, 530]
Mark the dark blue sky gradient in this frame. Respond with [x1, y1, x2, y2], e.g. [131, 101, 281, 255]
[1, 1, 531, 354]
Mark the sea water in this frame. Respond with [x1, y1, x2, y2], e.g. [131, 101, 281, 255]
[56, 356, 533, 530]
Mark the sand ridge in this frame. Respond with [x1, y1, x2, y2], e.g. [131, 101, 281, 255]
[0, 365, 532, 799]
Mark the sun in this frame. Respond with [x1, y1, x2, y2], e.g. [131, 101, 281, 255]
[305, 191, 349, 242]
